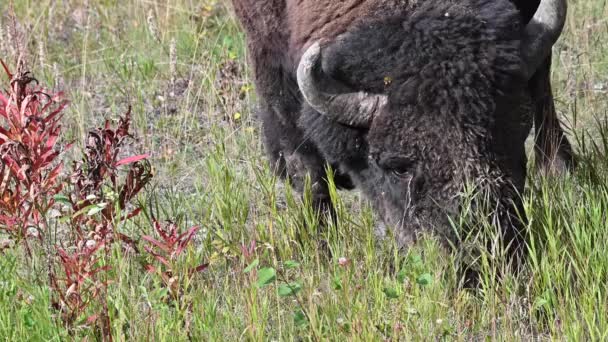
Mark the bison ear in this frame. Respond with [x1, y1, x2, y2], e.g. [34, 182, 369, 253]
[297, 42, 388, 128]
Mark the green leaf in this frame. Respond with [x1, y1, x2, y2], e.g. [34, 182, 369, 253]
[256, 267, 276, 287]
[21, 309, 35, 328]
[382, 287, 399, 299]
[73, 204, 98, 218]
[409, 254, 423, 266]
[243, 258, 259, 273]
[284, 260, 300, 269]
[396, 269, 408, 283]
[416, 273, 433, 286]
[57, 215, 71, 224]
[332, 276, 343, 290]
[278, 282, 302, 297]
[534, 297, 549, 310]
[53, 194, 71, 205]
[293, 310, 308, 328]
[87, 203, 107, 216]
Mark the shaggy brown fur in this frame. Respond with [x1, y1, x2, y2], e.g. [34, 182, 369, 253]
[232, 0, 573, 170]
[230, 0, 573, 259]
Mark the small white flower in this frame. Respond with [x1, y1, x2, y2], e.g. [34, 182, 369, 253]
[85, 240, 97, 249]
[27, 227, 39, 237]
[338, 257, 349, 267]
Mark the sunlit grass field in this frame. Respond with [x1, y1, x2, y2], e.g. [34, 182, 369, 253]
[1, 0, 607, 340]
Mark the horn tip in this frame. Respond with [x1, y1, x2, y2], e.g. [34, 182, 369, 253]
[297, 42, 323, 90]
[301, 42, 322, 68]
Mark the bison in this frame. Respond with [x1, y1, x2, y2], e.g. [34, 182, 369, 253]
[230, 0, 573, 255]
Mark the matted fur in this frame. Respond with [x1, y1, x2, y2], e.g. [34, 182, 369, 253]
[299, 0, 531, 247]
[230, 0, 571, 257]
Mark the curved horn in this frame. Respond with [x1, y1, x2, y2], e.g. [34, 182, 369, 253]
[522, 0, 567, 79]
[297, 42, 388, 128]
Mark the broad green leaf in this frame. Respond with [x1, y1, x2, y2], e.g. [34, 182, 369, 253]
[22, 309, 35, 328]
[534, 297, 549, 310]
[332, 276, 343, 290]
[256, 267, 276, 287]
[57, 216, 71, 224]
[409, 254, 423, 266]
[382, 287, 399, 299]
[294, 310, 308, 328]
[87, 203, 107, 216]
[244, 258, 259, 273]
[53, 194, 71, 205]
[73, 204, 99, 218]
[278, 282, 302, 297]
[396, 269, 408, 283]
[416, 273, 433, 286]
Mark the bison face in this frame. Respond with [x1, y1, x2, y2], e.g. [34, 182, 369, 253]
[296, 0, 565, 248]
[362, 95, 531, 246]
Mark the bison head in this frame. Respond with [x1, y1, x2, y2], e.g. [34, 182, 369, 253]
[296, 0, 566, 248]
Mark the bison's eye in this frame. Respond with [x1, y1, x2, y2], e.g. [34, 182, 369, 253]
[378, 156, 416, 178]
[391, 168, 410, 178]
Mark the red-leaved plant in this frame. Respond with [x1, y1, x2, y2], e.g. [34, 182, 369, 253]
[144, 221, 208, 298]
[62, 105, 151, 243]
[50, 107, 153, 336]
[1, 20, 208, 334]
[0, 59, 154, 338]
[0, 60, 68, 254]
[51, 241, 110, 328]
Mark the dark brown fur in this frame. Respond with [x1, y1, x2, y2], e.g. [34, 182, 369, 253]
[232, 0, 573, 171]
[230, 0, 573, 260]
